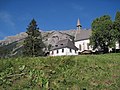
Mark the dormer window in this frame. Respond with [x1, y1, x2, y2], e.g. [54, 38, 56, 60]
[55, 45, 58, 47]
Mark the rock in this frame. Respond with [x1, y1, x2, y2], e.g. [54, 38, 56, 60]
[0, 29, 76, 57]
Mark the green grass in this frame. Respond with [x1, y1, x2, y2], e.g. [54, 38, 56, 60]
[0, 53, 120, 90]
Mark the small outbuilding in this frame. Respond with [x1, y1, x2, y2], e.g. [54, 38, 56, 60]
[50, 39, 78, 56]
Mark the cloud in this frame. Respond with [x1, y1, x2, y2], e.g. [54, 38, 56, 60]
[0, 11, 15, 27]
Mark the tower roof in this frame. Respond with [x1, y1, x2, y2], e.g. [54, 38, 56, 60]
[77, 18, 82, 27]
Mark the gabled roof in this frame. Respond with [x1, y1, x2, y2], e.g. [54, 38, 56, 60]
[51, 39, 78, 50]
[75, 29, 92, 41]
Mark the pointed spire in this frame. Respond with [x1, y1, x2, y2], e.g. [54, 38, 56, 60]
[76, 18, 82, 30]
[77, 18, 80, 26]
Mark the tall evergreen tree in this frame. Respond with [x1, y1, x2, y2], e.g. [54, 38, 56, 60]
[90, 15, 116, 53]
[113, 11, 120, 48]
[23, 19, 45, 56]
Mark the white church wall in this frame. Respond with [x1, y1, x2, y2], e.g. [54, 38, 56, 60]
[75, 39, 120, 53]
[75, 39, 92, 52]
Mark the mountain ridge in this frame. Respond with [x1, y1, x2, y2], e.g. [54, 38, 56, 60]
[0, 29, 78, 58]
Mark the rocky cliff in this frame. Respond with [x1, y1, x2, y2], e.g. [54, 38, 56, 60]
[0, 30, 76, 57]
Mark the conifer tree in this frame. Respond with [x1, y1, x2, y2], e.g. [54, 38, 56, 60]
[23, 19, 45, 56]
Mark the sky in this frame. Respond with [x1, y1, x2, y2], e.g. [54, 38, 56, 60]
[0, 0, 120, 40]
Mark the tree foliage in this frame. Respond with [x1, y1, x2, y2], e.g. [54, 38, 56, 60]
[115, 11, 120, 22]
[23, 19, 45, 56]
[113, 11, 120, 47]
[90, 15, 117, 53]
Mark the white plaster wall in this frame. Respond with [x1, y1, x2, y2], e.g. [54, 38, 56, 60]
[75, 39, 92, 52]
[50, 48, 77, 56]
[65, 48, 77, 55]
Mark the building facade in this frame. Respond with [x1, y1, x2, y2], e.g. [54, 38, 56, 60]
[50, 39, 78, 56]
[50, 19, 120, 56]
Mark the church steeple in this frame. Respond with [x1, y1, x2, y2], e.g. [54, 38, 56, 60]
[76, 18, 82, 30]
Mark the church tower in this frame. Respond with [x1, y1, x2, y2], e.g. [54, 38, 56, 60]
[76, 18, 82, 30]
[75, 18, 82, 41]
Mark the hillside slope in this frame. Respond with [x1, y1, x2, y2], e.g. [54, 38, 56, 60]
[0, 53, 120, 90]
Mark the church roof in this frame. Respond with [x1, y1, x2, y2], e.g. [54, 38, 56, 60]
[51, 39, 78, 50]
[75, 29, 92, 41]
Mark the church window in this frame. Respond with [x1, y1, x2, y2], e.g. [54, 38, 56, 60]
[87, 43, 89, 50]
[79, 44, 81, 51]
[75, 50, 77, 53]
[52, 51, 54, 54]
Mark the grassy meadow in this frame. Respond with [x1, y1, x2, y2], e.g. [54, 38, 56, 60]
[0, 53, 120, 90]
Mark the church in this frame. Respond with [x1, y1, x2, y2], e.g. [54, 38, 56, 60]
[49, 19, 93, 56]
[49, 19, 120, 56]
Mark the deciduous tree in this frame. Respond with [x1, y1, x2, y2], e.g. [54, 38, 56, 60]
[113, 11, 120, 48]
[90, 15, 116, 53]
